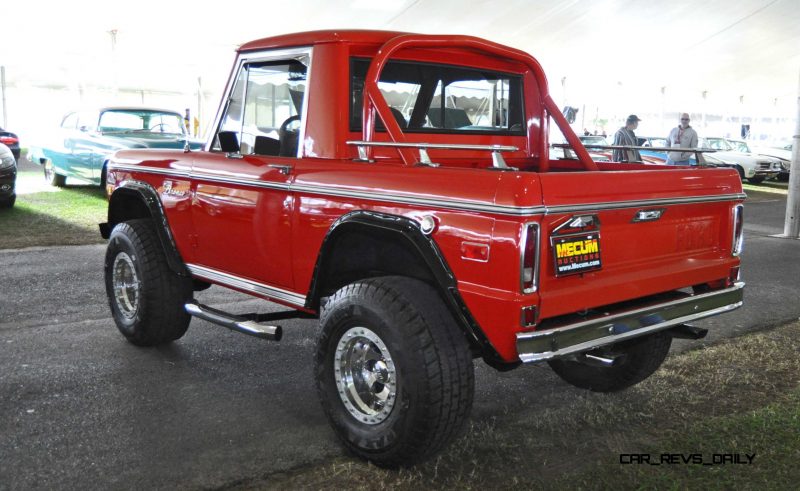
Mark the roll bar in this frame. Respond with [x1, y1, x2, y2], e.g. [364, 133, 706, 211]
[360, 34, 598, 172]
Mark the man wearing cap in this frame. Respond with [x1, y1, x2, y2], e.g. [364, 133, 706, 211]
[665, 113, 699, 165]
[612, 115, 642, 162]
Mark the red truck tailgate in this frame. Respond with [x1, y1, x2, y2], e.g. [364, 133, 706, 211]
[535, 167, 744, 320]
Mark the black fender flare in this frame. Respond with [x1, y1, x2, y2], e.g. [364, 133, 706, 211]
[99, 179, 189, 277]
[306, 210, 503, 362]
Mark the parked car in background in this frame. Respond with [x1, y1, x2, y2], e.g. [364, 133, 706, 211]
[0, 127, 21, 161]
[28, 107, 203, 189]
[574, 135, 666, 165]
[749, 142, 792, 181]
[699, 137, 782, 183]
[552, 134, 611, 161]
[0, 142, 17, 208]
[636, 136, 690, 164]
[578, 134, 609, 146]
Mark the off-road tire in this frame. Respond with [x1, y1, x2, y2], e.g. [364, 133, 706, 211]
[548, 332, 672, 392]
[105, 219, 192, 346]
[44, 160, 66, 187]
[314, 276, 474, 467]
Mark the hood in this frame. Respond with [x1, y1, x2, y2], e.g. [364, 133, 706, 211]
[101, 132, 204, 150]
[713, 151, 778, 165]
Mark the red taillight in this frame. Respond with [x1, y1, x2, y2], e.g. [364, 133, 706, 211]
[0, 136, 17, 145]
[732, 204, 744, 256]
[521, 223, 540, 293]
[521, 305, 537, 327]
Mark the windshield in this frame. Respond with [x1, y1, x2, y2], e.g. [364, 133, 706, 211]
[730, 140, 750, 152]
[703, 138, 732, 151]
[579, 136, 608, 146]
[99, 110, 186, 135]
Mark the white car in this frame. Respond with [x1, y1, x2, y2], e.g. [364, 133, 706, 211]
[748, 142, 792, 181]
[699, 137, 782, 183]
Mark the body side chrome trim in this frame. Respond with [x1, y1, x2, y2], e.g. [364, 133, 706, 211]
[109, 165, 191, 178]
[191, 172, 291, 191]
[186, 263, 306, 307]
[545, 194, 747, 214]
[290, 183, 544, 215]
[109, 163, 746, 217]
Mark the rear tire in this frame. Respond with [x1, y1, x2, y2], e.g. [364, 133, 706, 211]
[104, 219, 193, 346]
[44, 160, 66, 187]
[314, 276, 474, 467]
[548, 332, 672, 392]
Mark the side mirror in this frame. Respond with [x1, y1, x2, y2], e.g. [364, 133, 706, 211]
[217, 131, 240, 153]
[79, 125, 90, 133]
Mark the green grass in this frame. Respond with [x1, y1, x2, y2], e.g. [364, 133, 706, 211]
[230, 322, 800, 490]
[0, 170, 108, 249]
[562, 392, 800, 490]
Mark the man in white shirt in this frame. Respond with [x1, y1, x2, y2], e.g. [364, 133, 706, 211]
[666, 113, 699, 165]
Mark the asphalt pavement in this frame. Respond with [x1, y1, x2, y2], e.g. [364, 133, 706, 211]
[1, 186, 798, 489]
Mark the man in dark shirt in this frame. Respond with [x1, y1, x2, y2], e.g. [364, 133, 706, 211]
[612, 115, 642, 162]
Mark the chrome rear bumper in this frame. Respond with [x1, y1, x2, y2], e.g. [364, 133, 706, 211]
[516, 282, 744, 363]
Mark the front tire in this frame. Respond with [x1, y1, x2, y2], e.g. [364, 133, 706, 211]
[314, 277, 474, 467]
[104, 219, 193, 346]
[747, 175, 765, 184]
[44, 160, 66, 187]
[548, 332, 672, 392]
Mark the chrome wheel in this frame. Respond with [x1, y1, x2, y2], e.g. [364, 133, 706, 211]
[334, 326, 397, 424]
[112, 252, 140, 320]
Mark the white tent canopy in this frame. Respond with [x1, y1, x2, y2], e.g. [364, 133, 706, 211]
[1, 0, 798, 140]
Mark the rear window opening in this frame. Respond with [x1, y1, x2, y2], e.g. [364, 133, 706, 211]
[350, 58, 525, 136]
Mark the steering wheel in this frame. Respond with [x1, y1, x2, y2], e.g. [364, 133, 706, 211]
[149, 123, 169, 132]
[279, 115, 301, 135]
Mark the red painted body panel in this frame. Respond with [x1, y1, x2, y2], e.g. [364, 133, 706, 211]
[107, 31, 744, 363]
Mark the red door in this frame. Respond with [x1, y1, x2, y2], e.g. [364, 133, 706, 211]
[189, 153, 295, 290]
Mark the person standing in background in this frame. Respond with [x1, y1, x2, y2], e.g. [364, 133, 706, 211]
[184, 108, 191, 135]
[666, 113, 699, 165]
[612, 115, 642, 162]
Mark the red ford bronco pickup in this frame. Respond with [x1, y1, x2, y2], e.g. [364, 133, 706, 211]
[100, 30, 745, 466]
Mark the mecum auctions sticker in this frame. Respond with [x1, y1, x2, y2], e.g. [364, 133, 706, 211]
[552, 232, 602, 276]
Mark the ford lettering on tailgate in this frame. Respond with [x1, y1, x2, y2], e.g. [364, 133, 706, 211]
[552, 232, 602, 276]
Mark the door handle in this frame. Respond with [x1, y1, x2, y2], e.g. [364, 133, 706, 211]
[268, 164, 292, 175]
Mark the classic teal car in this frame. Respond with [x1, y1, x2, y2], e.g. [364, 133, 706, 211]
[28, 107, 203, 187]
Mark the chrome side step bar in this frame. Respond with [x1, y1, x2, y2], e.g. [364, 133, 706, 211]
[185, 302, 283, 341]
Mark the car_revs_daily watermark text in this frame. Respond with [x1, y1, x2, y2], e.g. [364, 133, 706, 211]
[620, 453, 755, 465]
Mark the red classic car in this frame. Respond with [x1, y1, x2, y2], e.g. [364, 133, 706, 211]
[100, 30, 744, 465]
